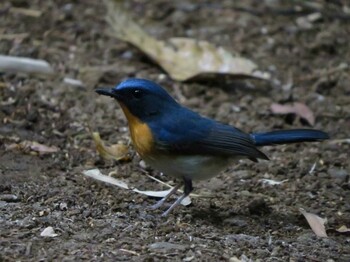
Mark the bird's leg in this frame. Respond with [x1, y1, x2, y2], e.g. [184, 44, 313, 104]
[161, 177, 193, 217]
[150, 183, 182, 210]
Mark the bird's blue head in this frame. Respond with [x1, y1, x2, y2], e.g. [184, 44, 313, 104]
[96, 78, 179, 122]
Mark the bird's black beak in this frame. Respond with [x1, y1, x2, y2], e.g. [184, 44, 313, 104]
[95, 87, 118, 99]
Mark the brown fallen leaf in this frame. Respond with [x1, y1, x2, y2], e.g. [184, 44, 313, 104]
[336, 225, 350, 233]
[270, 102, 315, 126]
[6, 141, 58, 154]
[105, 0, 269, 81]
[92, 132, 129, 161]
[300, 208, 328, 237]
[27, 141, 59, 154]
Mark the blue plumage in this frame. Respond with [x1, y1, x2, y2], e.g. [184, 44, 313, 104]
[96, 78, 330, 216]
[116, 78, 175, 102]
[97, 78, 329, 160]
[251, 129, 329, 146]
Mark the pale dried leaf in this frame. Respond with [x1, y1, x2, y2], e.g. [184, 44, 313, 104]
[299, 208, 328, 237]
[6, 141, 58, 154]
[146, 174, 201, 198]
[5, 143, 20, 151]
[271, 102, 315, 125]
[10, 7, 42, 17]
[83, 169, 129, 189]
[336, 225, 350, 233]
[40, 226, 58, 237]
[5, 140, 59, 154]
[105, 0, 269, 81]
[259, 178, 288, 185]
[92, 132, 129, 161]
[83, 169, 190, 205]
[27, 141, 59, 154]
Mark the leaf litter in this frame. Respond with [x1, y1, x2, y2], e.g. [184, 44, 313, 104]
[336, 225, 350, 233]
[259, 178, 288, 186]
[5, 140, 58, 155]
[92, 132, 130, 161]
[299, 208, 328, 237]
[270, 102, 315, 126]
[104, 0, 270, 81]
[83, 169, 191, 206]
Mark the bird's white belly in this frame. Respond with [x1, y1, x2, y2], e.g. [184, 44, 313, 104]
[144, 154, 232, 181]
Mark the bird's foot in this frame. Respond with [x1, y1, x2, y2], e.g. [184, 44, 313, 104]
[149, 184, 181, 210]
[150, 198, 166, 210]
[161, 194, 187, 217]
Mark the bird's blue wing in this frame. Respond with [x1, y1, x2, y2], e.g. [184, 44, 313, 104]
[148, 107, 267, 160]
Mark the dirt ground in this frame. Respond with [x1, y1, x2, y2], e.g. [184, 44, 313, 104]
[1, 0, 350, 261]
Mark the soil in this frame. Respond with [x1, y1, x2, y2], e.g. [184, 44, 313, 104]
[1, 0, 350, 261]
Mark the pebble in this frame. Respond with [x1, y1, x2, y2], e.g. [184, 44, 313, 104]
[0, 194, 19, 202]
[328, 168, 348, 183]
[149, 242, 187, 251]
[223, 218, 248, 227]
[40, 226, 58, 237]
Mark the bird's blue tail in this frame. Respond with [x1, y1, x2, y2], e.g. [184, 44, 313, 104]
[251, 129, 329, 146]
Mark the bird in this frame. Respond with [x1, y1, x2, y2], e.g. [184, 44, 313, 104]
[96, 78, 329, 216]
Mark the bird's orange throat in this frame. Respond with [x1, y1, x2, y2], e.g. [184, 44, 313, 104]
[119, 103, 154, 156]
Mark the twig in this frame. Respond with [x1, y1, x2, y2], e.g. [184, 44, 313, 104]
[10, 7, 42, 17]
[298, 63, 348, 82]
[0, 33, 29, 40]
[119, 249, 140, 256]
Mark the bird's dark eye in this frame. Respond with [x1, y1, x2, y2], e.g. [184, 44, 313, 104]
[132, 89, 143, 99]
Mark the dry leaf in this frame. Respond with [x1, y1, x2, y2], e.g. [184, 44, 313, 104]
[259, 178, 288, 185]
[105, 0, 269, 81]
[27, 141, 59, 154]
[83, 169, 191, 206]
[271, 102, 315, 126]
[83, 169, 129, 189]
[92, 132, 129, 161]
[336, 225, 350, 233]
[6, 141, 58, 154]
[300, 208, 328, 237]
[10, 7, 42, 17]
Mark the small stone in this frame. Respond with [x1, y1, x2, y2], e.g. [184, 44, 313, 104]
[229, 257, 241, 262]
[0, 194, 19, 202]
[139, 160, 147, 169]
[223, 218, 248, 227]
[59, 202, 68, 211]
[149, 242, 186, 251]
[183, 256, 195, 262]
[40, 226, 58, 237]
[328, 168, 348, 182]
